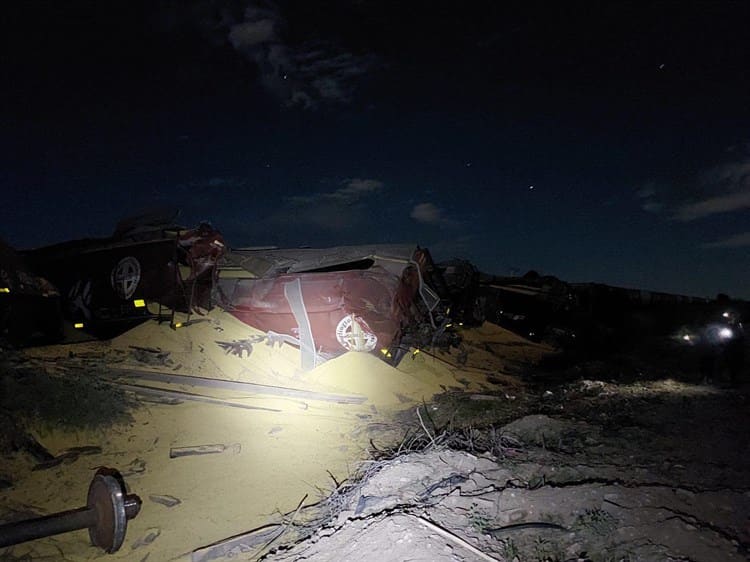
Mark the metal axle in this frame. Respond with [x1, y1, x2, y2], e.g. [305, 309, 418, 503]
[0, 469, 141, 553]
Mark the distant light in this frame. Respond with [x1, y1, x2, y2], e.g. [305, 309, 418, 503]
[133, 299, 146, 308]
[0, 287, 9, 293]
[722, 311, 730, 318]
[74, 322, 85, 329]
[718, 327, 733, 340]
[529, 185, 535, 190]
[682, 334, 692, 342]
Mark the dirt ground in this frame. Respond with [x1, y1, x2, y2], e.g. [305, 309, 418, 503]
[1, 317, 748, 561]
[268, 381, 749, 562]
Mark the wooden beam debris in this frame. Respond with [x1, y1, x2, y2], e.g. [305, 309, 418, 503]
[109, 368, 367, 404]
[169, 444, 225, 458]
[110, 381, 283, 413]
[191, 523, 283, 562]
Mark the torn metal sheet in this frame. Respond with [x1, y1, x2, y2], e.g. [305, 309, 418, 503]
[283, 277, 318, 370]
[223, 244, 419, 278]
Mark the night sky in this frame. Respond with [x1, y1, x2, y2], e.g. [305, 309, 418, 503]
[2, 1, 749, 299]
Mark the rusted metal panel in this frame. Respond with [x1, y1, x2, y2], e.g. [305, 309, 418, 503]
[215, 244, 447, 361]
[218, 266, 409, 355]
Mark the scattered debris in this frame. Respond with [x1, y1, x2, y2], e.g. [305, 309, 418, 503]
[216, 335, 267, 358]
[192, 524, 284, 562]
[1, 286, 746, 562]
[32, 445, 102, 471]
[148, 495, 181, 508]
[111, 381, 283, 413]
[169, 444, 241, 459]
[108, 368, 367, 405]
[122, 457, 147, 477]
[129, 346, 174, 367]
[0, 469, 141, 554]
[131, 527, 161, 550]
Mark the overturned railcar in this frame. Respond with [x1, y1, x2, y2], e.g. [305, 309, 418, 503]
[216, 245, 446, 365]
[22, 215, 226, 338]
[17, 211, 452, 366]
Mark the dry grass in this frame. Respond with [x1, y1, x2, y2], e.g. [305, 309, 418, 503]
[0, 356, 136, 435]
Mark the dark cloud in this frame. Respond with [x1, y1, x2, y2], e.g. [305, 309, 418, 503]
[635, 184, 664, 213]
[201, 176, 251, 189]
[410, 202, 442, 224]
[170, 177, 252, 194]
[286, 178, 383, 205]
[638, 150, 750, 221]
[226, 3, 374, 108]
[701, 232, 750, 249]
[272, 178, 385, 231]
[674, 188, 750, 222]
[228, 16, 275, 48]
[410, 202, 459, 227]
[672, 155, 750, 221]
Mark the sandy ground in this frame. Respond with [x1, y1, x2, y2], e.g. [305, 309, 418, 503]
[2, 315, 747, 562]
[0, 314, 512, 561]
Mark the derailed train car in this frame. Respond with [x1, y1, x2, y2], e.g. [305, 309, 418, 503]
[0, 238, 62, 345]
[18, 213, 452, 366]
[22, 213, 226, 338]
[216, 245, 450, 366]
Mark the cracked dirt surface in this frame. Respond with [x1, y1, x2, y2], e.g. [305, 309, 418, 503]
[262, 378, 750, 562]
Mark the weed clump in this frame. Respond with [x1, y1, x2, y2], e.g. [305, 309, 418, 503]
[0, 358, 135, 434]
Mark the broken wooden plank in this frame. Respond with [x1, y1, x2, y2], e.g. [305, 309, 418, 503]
[191, 524, 283, 562]
[32, 445, 102, 471]
[170, 444, 227, 459]
[109, 382, 283, 412]
[149, 494, 182, 508]
[109, 368, 367, 404]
